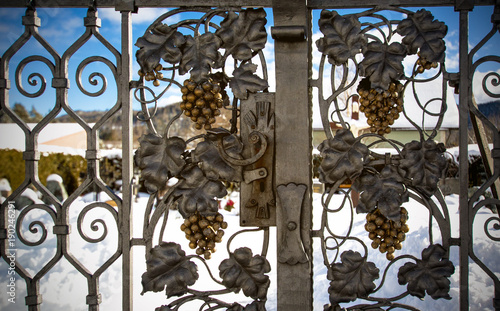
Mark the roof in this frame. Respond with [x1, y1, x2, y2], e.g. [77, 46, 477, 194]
[0, 123, 90, 155]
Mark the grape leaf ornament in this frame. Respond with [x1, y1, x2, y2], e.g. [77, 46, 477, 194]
[219, 247, 271, 300]
[230, 63, 269, 100]
[141, 242, 199, 298]
[359, 41, 407, 90]
[399, 139, 448, 197]
[353, 165, 409, 222]
[398, 244, 455, 299]
[215, 8, 267, 61]
[179, 33, 222, 82]
[316, 9, 367, 65]
[192, 134, 244, 182]
[169, 165, 227, 218]
[227, 301, 266, 311]
[135, 24, 186, 74]
[327, 250, 379, 304]
[317, 129, 369, 185]
[396, 9, 448, 63]
[135, 134, 186, 193]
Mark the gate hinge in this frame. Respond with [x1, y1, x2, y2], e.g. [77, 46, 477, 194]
[271, 26, 306, 42]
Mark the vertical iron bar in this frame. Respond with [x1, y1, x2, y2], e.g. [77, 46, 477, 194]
[458, 8, 471, 311]
[272, 0, 313, 310]
[119, 9, 134, 311]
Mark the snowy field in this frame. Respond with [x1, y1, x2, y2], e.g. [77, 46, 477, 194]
[0, 190, 499, 311]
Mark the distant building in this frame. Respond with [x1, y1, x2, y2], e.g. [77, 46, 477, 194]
[313, 78, 459, 149]
[0, 123, 93, 156]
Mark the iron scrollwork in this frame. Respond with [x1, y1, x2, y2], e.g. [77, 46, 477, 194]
[314, 7, 457, 310]
[134, 7, 272, 310]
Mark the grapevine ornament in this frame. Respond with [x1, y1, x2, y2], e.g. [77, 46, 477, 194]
[416, 52, 439, 74]
[138, 64, 164, 87]
[357, 78, 404, 136]
[365, 207, 409, 260]
[180, 211, 228, 259]
[180, 78, 224, 130]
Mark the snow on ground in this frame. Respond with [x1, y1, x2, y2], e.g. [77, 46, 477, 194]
[0, 191, 498, 310]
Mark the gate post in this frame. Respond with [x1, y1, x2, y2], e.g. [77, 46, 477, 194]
[118, 5, 134, 311]
[272, 0, 313, 310]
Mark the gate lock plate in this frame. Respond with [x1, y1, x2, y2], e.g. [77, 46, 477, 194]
[240, 93, 276, 227]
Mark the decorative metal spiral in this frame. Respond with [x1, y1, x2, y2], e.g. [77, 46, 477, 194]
[15, 204, 56, 247]
[76, 56, 116, 97]
[77, 202, 118, 243]
[484, 216, 500, 242]
[482, 71, 500, 98]
[15, 55, 55, 98]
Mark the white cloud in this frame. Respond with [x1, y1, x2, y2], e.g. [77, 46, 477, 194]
[445, 52, 459, 71]
[134, 8, 177, 25]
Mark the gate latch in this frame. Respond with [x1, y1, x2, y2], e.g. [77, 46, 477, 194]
[240, 93, 276, 227]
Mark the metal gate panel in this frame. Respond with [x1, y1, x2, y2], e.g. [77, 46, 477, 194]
[0, 1, 499, 311]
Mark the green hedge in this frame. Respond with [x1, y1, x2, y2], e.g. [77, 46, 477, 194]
[0, 149, 87, 194]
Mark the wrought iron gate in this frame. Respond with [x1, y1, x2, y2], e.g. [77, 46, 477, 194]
[1, 0, 499, 310]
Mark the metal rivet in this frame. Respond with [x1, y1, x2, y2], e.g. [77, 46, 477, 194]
[287, 221, 297, 231]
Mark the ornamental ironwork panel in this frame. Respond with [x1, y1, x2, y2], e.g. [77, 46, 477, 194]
[0, 1, 499, 311]
[311, 5, 500, 311]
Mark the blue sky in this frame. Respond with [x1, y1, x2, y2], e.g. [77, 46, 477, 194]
[0, 5, 498, 119]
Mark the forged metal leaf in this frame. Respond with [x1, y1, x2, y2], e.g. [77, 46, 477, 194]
[317, 129, 369, 184]
[170, 165, 227, 218]
[215, 8, 267, 61]
[141, 242, 199, 298]
[230, 63, 268, 100]
[227, 301, 266, 311]
[135, 24, 186, 73]
[353, 165, 409, 221]
[155, 306, 173, 311]
[192, 135, 243, 182]
[359, 41, 406, 90]
[179, 33, 222, 82]
[316, 9, 367, 65]
[397, 244, 455, 299]
[219, 247, 271, 300]
[327, 250, 379, 304]
[396, 9, 447, 63]
[399, 139, 447, 197]
[135, 134, 186, 193]
[327, 307, 383, 311]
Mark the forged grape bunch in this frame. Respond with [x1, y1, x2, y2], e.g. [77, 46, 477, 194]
[364, 207, 409, 261]
[138, 64, 164, 87]
[357, 78, 404, 136]
[180, 79, 224, 131]
[180, 211, 228, 260]
[416, 52, 438, 74]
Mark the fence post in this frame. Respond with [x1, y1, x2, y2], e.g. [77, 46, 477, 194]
[272, 0, 313, 309]
[118, 6, 134, 311]
[457, 3, 472, 310]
